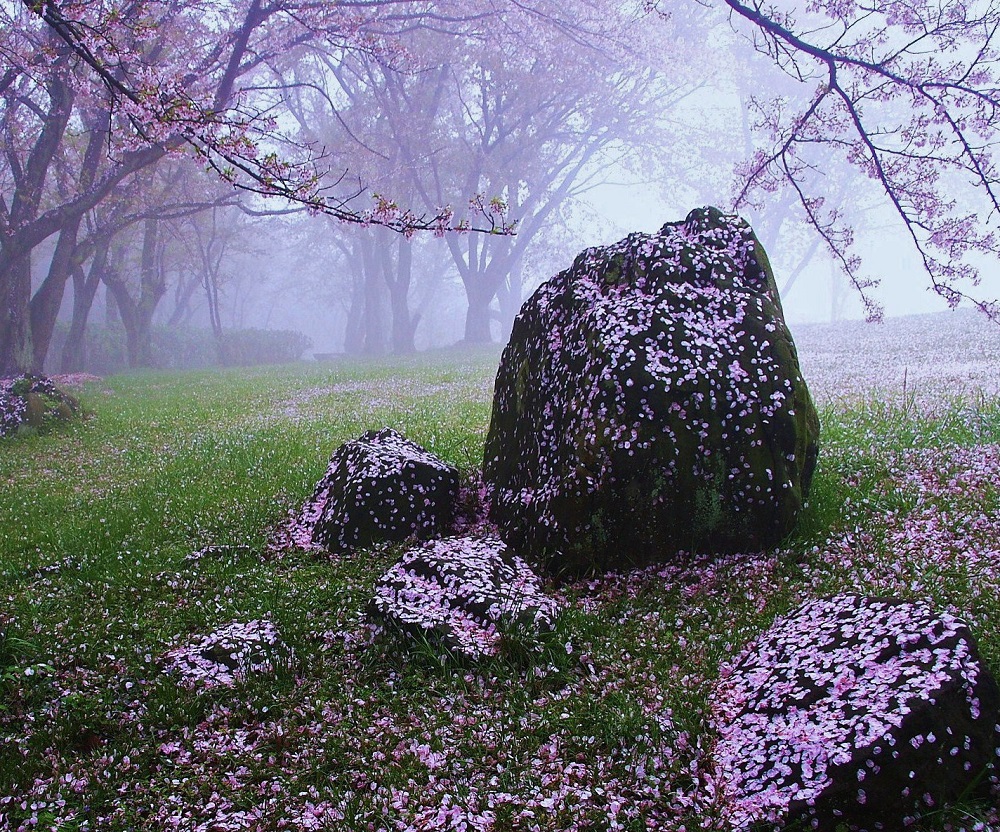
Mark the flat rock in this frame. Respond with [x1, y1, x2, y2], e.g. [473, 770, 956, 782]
[161, 619, 292, 689]
[368, 536, 559, 659]
[711, 595, 1000, 831]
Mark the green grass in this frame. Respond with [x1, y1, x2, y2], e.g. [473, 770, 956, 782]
[1, 356, 999, 830]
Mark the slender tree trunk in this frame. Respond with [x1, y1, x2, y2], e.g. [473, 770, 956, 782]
[0, 59, 74, 375]
[29, 217, 83, 371]
[380, 231, 417, 354]
[497, 256, 524, 342]
[343, 267, 365, 355]
[105, 219, 166, 369]
[104, 282, 121, 327]
[168, 272, 201, 327]
[360, 234, 389, 356]
[60, 238, 109, 373]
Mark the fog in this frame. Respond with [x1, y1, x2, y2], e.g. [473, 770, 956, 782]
[6, 0, 998, 375]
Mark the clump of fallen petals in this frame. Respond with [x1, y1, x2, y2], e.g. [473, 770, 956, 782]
[161, 619, 292, 689]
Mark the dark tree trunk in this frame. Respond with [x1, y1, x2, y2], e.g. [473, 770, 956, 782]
[27, 110, 108, 372]
[0, 256, 34, 375]
[381, 231, 417, 354]
[0, 65, 74, 375]
[29, 217, 83, 371]
[60, 238, 109, 373]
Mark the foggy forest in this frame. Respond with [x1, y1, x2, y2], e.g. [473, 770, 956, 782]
[2, 0, 999, 371]
[5, 1, 1000, 831]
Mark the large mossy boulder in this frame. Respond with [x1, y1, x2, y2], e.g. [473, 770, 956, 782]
[484, 207, 819, 575]
[302, 428, 460, 553]
[711, 595, 1000, 830]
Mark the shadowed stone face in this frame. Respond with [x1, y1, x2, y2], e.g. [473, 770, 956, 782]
[484, 207, 820, 575]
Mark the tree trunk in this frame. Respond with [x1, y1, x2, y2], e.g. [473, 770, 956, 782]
[0, 60, 75, 375]
[0, 256, 34, 375]
[360, 234, 389, 356]
[381, 232, 417, 354]
[168, 272, 201, 327]
[463, 282, 494, 345]
[29, 217, 83, 371]
[343, 271, 365, 355]
[497, 256, 524, 343]
[27, 107, 109, 372]
[60, 238, 110, 373]
[104, 219, 166, 369]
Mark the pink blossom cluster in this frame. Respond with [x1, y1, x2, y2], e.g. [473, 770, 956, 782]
[0, 378, 27, 438]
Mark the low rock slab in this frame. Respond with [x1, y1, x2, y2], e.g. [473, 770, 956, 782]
[162, 620, 292, 689]
[303, 428, 459, 552]
[711, 595, 1000, 831]
[368, 536, 559, 659]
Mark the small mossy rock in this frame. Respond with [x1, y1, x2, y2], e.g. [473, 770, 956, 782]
[0, 374, 81, 438]
[368, 536, 559, 659]
[24, 393, 45, 427]
[483, 207, 819, 575]
[304, 427, 459, 552]
[710, 595, 1000, 831]
[161, 619, 292, 689]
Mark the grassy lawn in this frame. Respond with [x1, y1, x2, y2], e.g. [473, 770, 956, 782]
[2, 346, 1000, 831]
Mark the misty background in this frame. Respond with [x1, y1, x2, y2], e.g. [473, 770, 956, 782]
[18, 2, 998, 375]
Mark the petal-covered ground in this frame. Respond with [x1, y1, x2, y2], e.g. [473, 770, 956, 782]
[2, 317, 1000, 830]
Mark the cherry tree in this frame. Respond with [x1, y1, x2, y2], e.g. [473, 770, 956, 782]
[359, 4, 698, 343]
[7, 0, 999, 369]
[0, 0, 495, 373]
[676, 0, 1000, 318]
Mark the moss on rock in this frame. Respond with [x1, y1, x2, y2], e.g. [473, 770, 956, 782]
[483, 207, 820, 575]
[0, 374, 81, 439]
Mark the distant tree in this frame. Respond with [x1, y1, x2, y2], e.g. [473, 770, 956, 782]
[0, 0, 496, 373]
[353, 4, 697, 343]
[10, 0, 1000, 372]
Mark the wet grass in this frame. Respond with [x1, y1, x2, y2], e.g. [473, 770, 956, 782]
[1, 354, 1000, 830]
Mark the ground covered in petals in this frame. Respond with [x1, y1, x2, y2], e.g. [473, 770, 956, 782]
[2, 318, 1000, 831]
